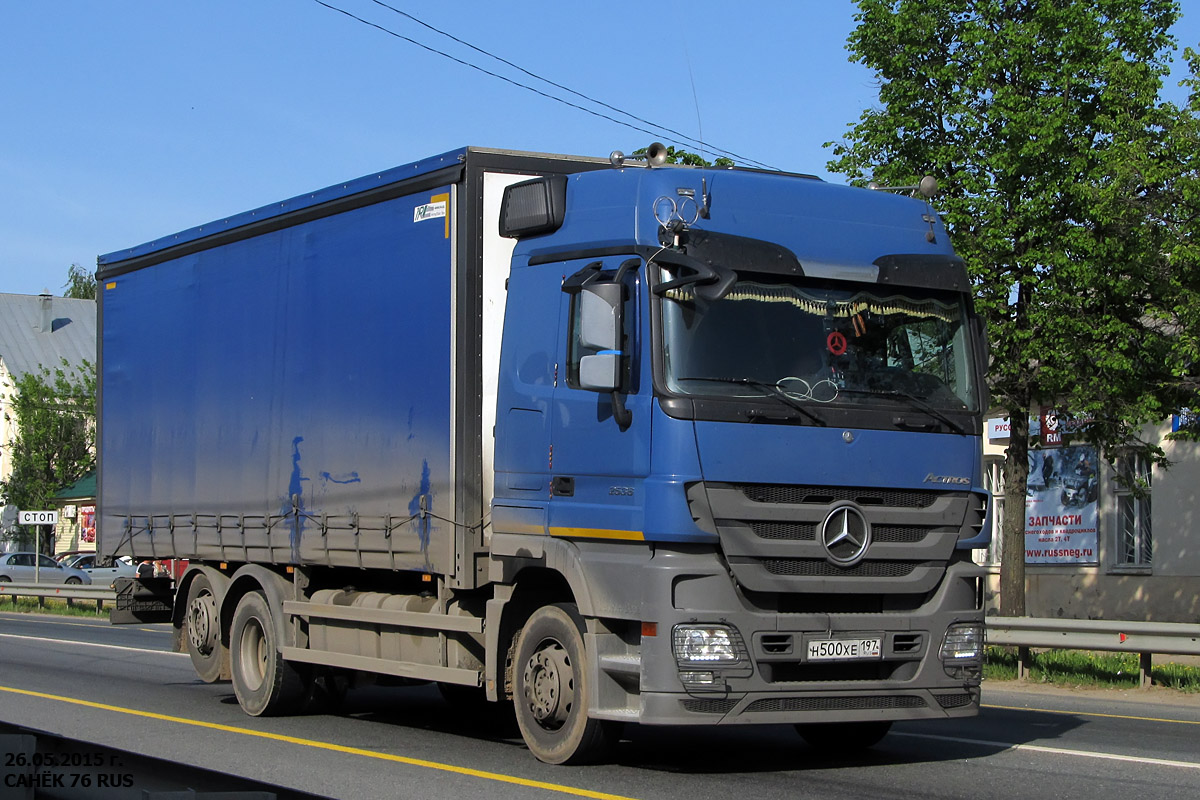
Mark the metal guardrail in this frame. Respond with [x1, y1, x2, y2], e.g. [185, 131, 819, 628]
[0, 581, 117, 610]
[1, 587, 1195, 688]
[987, 616, 1200, 687]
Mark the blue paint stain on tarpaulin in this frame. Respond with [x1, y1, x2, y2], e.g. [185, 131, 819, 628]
[408, 460, 433, 567]
[320, 471, 361, 485]
[282, 436, 310, 563]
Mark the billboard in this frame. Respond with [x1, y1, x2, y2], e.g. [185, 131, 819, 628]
[1024, 445, 1099, 564]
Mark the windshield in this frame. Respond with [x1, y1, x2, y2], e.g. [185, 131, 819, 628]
[660, 271, 979, 412]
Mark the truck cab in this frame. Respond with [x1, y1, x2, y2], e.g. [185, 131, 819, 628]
[490, 164, 988, 756]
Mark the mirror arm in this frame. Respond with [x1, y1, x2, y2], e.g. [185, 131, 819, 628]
[610, 391, 633, 430]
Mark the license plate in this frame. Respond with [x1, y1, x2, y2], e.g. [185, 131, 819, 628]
[806, 637, 882, 661]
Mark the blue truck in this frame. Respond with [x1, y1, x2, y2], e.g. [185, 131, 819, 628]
[98, 146, 989, 764]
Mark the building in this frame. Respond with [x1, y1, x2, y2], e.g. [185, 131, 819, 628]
[979, 410, 1199, 623]
[0, 290, 97, 513]
[51, 472, 97, 558]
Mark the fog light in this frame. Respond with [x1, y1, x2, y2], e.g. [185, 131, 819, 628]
[679, 671, 716, 685]
[672, 624, 746, 666]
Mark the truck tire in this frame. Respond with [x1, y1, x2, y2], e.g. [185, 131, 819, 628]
[230, 591, 304, 716]
[184, 574, 228, 683]
[513, 604, 617, 764]
[795, 720, 892, 751]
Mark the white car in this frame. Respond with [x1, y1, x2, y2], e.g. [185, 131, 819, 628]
[0, 551, 92, 584]
[63, 553, 137, 582]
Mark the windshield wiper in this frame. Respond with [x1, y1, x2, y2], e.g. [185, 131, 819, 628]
[837, 387, 969, 436]
[675, 377, 827, 426]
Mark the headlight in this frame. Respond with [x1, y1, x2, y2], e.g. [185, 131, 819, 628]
[940, 623, 984, 661]
[940, 622, 983, 682]
[672, 624, 746, 666]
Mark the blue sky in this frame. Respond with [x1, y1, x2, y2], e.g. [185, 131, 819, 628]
[2, 1, 1197, 297]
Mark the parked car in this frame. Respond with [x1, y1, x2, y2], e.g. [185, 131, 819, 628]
[0, 552, 92, 584]
[54, 549, 92, 565]
[64, 553, 136, 582]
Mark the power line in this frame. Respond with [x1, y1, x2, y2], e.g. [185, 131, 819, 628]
[365, 0, 774, 169]
[309, 0, 779, 170]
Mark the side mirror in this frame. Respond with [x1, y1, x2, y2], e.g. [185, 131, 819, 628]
[576, 284, 623, 392]
[578, 284, 621, 350]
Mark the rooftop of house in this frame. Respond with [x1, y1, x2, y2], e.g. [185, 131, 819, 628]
[0, 292, 96, 382]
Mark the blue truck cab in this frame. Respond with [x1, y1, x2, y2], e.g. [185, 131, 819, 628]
[99, 147, 988, 765]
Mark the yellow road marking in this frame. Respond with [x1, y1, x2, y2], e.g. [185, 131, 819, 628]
[983, 702, 1200, 726]
[0, 685, 638, 800]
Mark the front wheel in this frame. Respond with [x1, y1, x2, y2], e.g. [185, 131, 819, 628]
[796, 720, 892, 752]
[230, 591, 304, 716]
[0, 576, 12, 582]
[65, 577, 82, 585]
[513, 604, 617, 765]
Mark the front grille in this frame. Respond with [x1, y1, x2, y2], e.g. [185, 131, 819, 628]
[872, 525, 931, 544]
[705, 481, 967, 594]
[682, 698, 738, 714]
[762, 559, 921, 578]
[750, 522, 817, 540]
[749, 522, 929, 544]
[745, 695, 926, 713]
[737, 484, 940, 508]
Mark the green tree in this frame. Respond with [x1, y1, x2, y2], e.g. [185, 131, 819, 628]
[827, 0, 1200, 615]
[63, 263, 96, 300]
[0, 360, 96, 554]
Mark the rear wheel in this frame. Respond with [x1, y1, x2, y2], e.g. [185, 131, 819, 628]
[796, 721, 892, 752]
[230, 591, 304, 716]
[513, 604, 617, 764]
[184, 574, 228, 683]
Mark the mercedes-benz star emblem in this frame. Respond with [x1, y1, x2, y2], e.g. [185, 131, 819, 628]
[821, 505, 871, 566]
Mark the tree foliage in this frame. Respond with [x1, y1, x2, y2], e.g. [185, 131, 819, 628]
[827, 0, 1200, 614]
[0, 360, 96, 553]
[63, 263, 97, 300]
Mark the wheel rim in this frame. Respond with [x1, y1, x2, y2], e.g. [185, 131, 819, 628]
[522, 638, 574, 731]
[238, 617, 268, 692]
[187, 588, 217, 656]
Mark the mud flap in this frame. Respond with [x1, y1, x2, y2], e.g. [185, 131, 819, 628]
[110, 577, 174, 624]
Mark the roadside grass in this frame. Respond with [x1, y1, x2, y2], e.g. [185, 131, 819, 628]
[985, 645, 1200, 692]
[0, 595, 107, 618]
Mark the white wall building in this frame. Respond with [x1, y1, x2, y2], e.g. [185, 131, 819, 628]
[979, 411, 1199, 623]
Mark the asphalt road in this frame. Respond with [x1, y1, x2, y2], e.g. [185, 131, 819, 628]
[2, 610, 1199, 799]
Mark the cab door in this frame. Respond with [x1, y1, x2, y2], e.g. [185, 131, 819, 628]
[546, 257, 652, 541]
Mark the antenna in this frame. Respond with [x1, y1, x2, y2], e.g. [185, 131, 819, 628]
[678, 20, 707, 166]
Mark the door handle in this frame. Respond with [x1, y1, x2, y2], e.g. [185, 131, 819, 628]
[552, 476, 575, 497]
